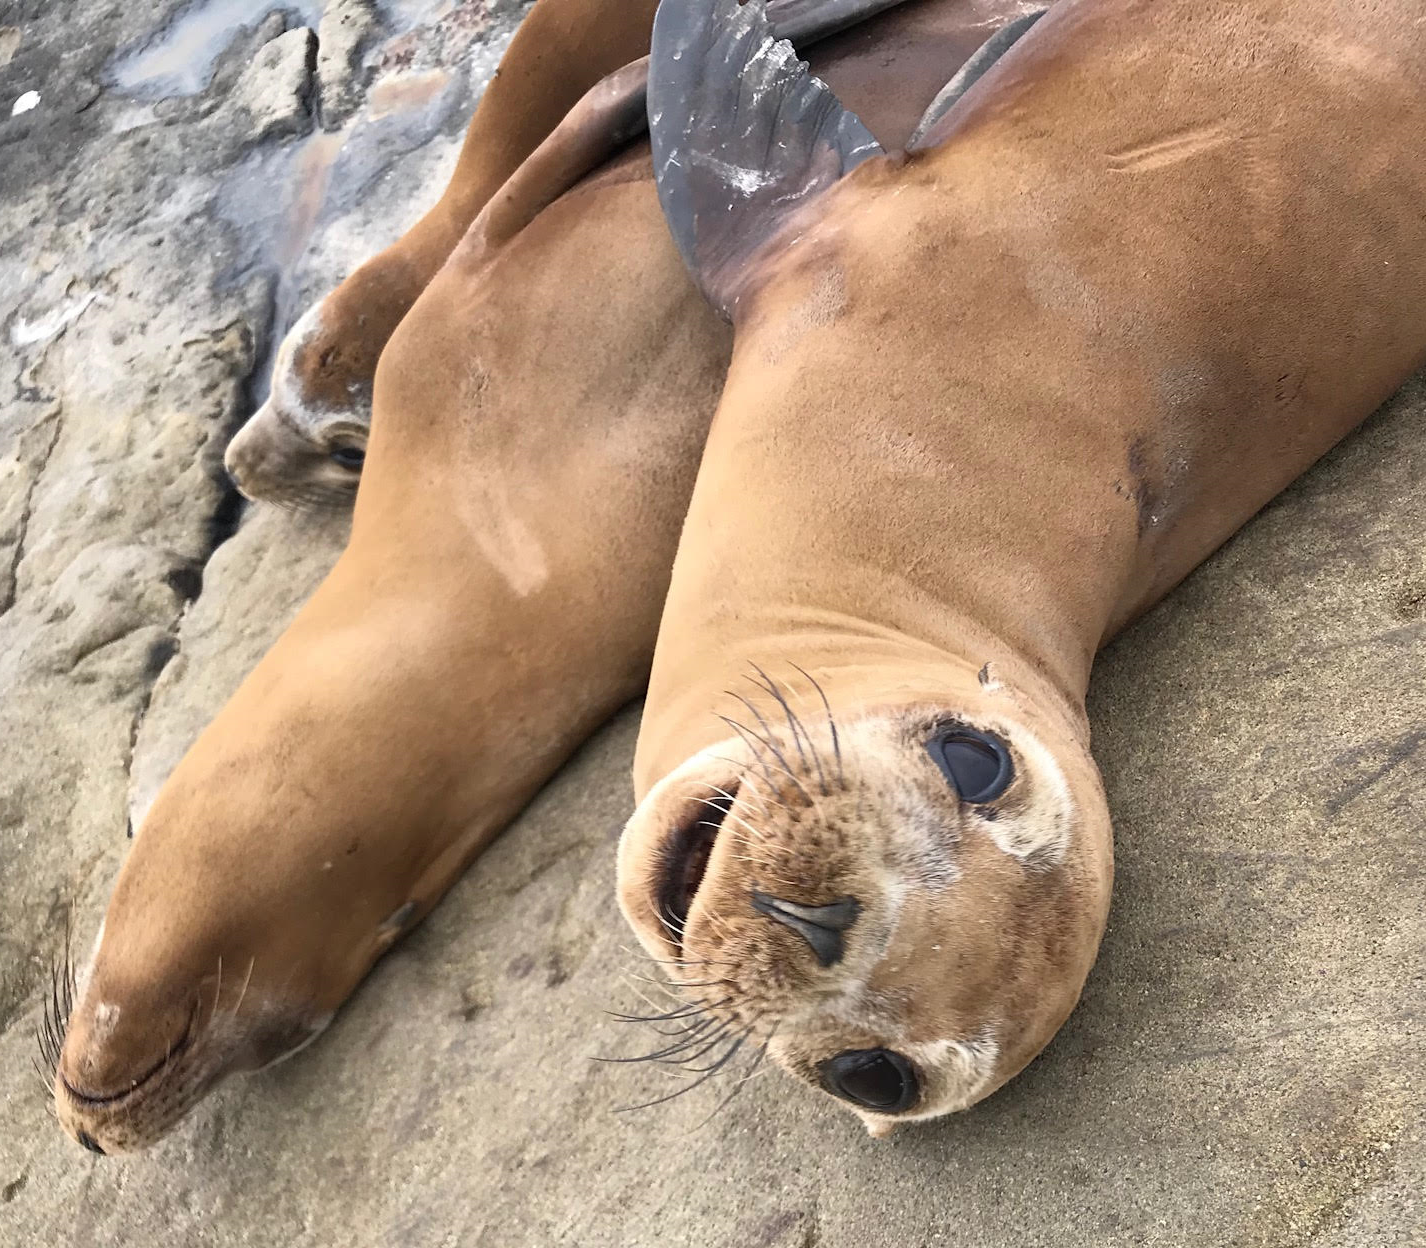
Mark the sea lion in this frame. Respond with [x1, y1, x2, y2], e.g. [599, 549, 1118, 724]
[222, 0, 664, 507]
[618, 0, 1426, 1136]
[48, 0, 1032, 1154]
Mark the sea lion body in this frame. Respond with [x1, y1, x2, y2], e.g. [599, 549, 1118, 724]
[620, 0, 1426, 1133]
[58, 152, 728, 1155]
[52, 0, 1034, 1153]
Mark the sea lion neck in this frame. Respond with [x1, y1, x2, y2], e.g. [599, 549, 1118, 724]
[636, 242, 1143, 789]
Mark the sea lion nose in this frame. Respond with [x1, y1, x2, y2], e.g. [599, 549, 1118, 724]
[750, 892, 860, 967]
[76, 1131, 105, 1156]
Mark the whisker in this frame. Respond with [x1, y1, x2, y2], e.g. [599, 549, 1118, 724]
[684, 1026, 774, 1132]
[692, 793, 765, 846]
[228, 956, 256, 1021]
[35, 917, 77, 1085]
[718, 716, 813, 800]
[756, 665, 831, 797]
[620, 971, 728, 991]
[594, 1019, 726, 1065]
[747, 666, 812, 778]
[791, 662, 844, 788]
[605, 997, 730, 1024]
[717, 716, 780, 794]
[726, 692, 812, 802]
[748, 666, 831, 799]
[613, 1028, 752, 1112]
[617, 944, 737, 971]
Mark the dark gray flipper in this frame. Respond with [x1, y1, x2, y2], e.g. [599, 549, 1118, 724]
[907, 7, 1049, 150]
[770, 0, 913, 43]
[478, 0, 915, 263]
[649, 0, 885, 320]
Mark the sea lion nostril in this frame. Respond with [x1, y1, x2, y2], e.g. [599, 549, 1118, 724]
[750, 892, 860, 967]
[76, 1131, 105, 1156]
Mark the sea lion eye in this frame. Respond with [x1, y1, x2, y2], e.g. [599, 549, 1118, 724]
[926, 726, 1013, 803]
[819, 1049, 918, 1112]
[329, 444, 365, 469]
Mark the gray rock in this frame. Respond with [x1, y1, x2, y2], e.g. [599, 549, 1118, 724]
[228, 26, 317, 144]
[317, 0, 379, 128]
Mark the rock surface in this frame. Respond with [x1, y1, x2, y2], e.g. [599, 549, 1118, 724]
[316, 0, 379, 127]
[230, 24, 317, 144]
[0, 1, 1423, 1246]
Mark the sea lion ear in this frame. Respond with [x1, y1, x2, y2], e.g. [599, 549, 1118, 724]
[648, 0, 884, 320]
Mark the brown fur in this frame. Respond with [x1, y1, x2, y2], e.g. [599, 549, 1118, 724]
[52, 0, 1020, 1153]
[619, 0, 1426, 1133]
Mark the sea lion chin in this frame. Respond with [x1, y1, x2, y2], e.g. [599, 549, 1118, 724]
[618, 667, 1111, 1136]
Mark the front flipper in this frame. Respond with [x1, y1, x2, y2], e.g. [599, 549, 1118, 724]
[648, 0, 886, 320]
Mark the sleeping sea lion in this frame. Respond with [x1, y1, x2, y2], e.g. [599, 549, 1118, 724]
[618, 0, 1426, 1136]
[222, 0, 664, 506]
[49, 0, 1033, 1154]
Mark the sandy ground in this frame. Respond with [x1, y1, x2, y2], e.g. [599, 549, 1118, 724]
[0, 2, 1422, 1245]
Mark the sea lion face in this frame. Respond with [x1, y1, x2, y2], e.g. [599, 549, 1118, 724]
[48, 814, 425, 1153]
[49, 932, 335, 1154]
[44, 558, 456, 1154]
[224, 302, 371, 508]
[618, 690, 1111, 1134]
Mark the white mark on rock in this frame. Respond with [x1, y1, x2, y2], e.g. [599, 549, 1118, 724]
[10, 291, 99, 347]
[11, 89, 39, 116]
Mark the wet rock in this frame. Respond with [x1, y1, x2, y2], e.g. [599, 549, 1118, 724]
[229, 26, 316, 144]
[317, 0, 379, 128]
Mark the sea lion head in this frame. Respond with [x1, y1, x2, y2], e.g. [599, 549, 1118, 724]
[44, 756, 418, 1154]
[224, 301, 371, 508]
[44, 567, 445, 1154]
[47, 907, 342, 1156]
[617, 665, 1111, 1135]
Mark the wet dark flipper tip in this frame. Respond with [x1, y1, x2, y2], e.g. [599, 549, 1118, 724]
[908, 7, 1050, 150]
[648, 0, 884, 320]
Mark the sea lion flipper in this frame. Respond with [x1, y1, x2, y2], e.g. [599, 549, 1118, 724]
[907, 7, 1050, 150]
[648, 0, 884, 320]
